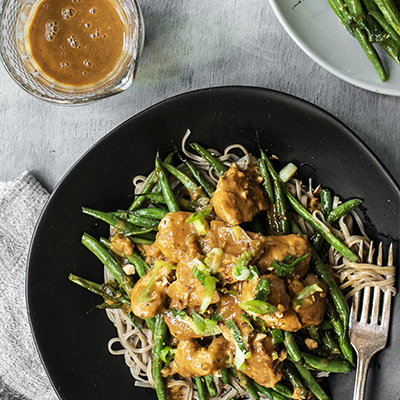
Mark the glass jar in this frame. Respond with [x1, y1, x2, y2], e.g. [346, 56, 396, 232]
[0, 0, 144, 104]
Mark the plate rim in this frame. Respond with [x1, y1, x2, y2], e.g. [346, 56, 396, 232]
[269, 0, 400, 97]
[26, 85, 400, 400]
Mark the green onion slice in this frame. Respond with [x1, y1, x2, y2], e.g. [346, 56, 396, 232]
[226, 319, 251, 370]
[270, 253, 309, 277]
[293, 283, 323, 308]
[254, 278, 272, 302]
[239, 300, 278, 314]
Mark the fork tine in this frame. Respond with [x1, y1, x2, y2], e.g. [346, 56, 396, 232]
[388, 243, 393, 267]
[380, 289, 392, 333]
[370, 287, 381, 324]
[351, 291, 361, 324]
[377, 242, 383, 266]
[360, 286, 371, 324]
[367, 241, 375, 263]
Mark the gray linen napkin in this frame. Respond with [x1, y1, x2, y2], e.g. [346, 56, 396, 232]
[0, 172, 58, 400]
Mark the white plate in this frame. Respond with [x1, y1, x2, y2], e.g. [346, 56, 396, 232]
[269, 0, 400, 96]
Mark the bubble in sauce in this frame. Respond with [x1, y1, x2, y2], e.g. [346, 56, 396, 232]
[61, 7, 75, 19]
[89, 8, 97, 14]
[45, 20, 59, 41]
[67, 35, 79, 47]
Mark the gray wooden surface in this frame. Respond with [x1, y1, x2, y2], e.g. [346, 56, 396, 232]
[0, 0, 399, 191]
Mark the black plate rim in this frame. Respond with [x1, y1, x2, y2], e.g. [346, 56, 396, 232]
[26, 85, 400, 400]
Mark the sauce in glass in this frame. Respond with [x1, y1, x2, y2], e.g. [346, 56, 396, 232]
[27, 0, 128, 87]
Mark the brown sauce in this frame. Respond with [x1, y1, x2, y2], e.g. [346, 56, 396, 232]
[27, 0, 127, 87]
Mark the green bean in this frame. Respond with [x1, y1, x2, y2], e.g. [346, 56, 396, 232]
[290, 361, 331, 400]
[286, 190, 359, 262]
[354, 26, 387, 81]
[221, 368, 232, 386]
[189, 142, 229, 176]
[327, 198, 363, 223]
[288, 214, 303, 235]
[128, 171, 157, 211]
[195, 377, 207, 400]
[320, 330, 341, 355]
[273, 382, 295, 398]
[284, 363, 307, 398]
[313, 198, 363, 251]
[113, 211, 159, 228]
[312, 253, 350, 330]
[362, 0, 400, 41]
[138, 192, 197, 211]
[260, 150, 290, 234]
[153, 314, 168, 400]
[237, 373, 260, 400]
[328, 0, 387, 81]
[308, 326, 322, 345]
[380, 36, 400, 64]
[179, 153, 215, 197]
[155, 154, 181, 212]
[301, 352, 351, 373]
[327, 305, 355, 365]
[259, 158, 275, 203]
[81, 233, 134, 296]
[344, 0, 367, 27]
[134, 207, 169, 220]
[204, 375, 217, 398]
[328, 0, 356, 34]
[128, 236, 154, 245]
[82, 207, 139, 233]
[253, 382, 287, 400]
[127, 252, 150, 278]
[283, 331, 302, 362]
[164, 163, 203, 197]
[320, 189, 332, 217]
[374, 0, 400, 35]
[68, 273, 130, 305]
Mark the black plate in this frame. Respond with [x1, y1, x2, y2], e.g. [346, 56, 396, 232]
[27, 86, 400, 400]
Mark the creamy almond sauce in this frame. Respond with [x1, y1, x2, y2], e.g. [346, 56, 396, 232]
[27, 0, 127, 86]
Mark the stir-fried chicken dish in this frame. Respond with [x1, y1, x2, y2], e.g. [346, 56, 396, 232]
[73, 139, 377, 400]
[129, 162, 327, 390]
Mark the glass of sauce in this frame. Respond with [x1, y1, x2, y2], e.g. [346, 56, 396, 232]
[0, 0, 144, 104]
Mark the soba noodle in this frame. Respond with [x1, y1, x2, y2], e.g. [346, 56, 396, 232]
[103, 129, 396, 399]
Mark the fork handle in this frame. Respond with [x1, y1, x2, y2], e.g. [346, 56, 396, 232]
[353, 352, 373, 400]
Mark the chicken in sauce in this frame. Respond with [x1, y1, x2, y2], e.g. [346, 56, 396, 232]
[130, 162, 328, 389]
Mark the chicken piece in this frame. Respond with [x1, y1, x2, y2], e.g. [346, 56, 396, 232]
[243, 335, 285, 388]
[164, 310, 203, 340]
[110, 232, 134, 256]
[241, 274, 291, 311]
[258, 309, 302, 332]
[154, 212, 202, 263]
[219, 293, 253, 336]
[257, 234, 311, 277]
[171, 337, 233, 377]
[211, 163, 269, 225]
[201, 220, 267, 284]
[291, 274, 327, 328]
[166, 258, 220, 309]
[240, 274, 301, 331]
[130, 266, 173, 319]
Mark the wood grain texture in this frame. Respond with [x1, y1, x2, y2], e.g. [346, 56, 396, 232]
[0, 0, 399, 190]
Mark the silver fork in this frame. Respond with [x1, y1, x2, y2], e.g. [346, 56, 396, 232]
[349, 242, 394, 400]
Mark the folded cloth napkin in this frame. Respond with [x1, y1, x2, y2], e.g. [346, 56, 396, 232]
[0, 172, 58, 400]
